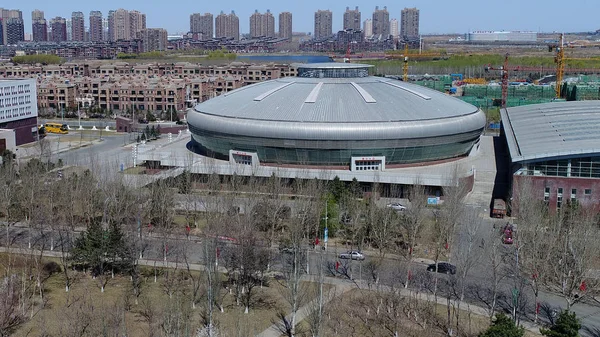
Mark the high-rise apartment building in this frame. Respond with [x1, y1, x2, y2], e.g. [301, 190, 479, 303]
[102, 18, 109, 41]
[249, 10, 275, 38]
[190, 13, 213, 40]
[89, 11, 103, 42]
[71, 12, 85, 41]
[0, 9, 24, 45]
[0, 18, 3, 45]
[372, 6, 390, 37]
[50, 17, 67, 42]
[129, 10, 146, 40]
[314, 10, 332, 39]
[31, 10, 47, 42]
[108, 9, 130, 41]
[65, 19, 72, 41]
[363, 19, 372, 37]
[401, 7, 420, 40]
[278, 12, 292, 39]
[141, 28, 168, 52]
[215, 11, 239, 41]
[390, 18, 399, 39]
[343, 6, 361, 31]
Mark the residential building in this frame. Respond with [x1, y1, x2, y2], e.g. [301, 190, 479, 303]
[363, 19, 372, 37]
[109, 9, 130, 41]
[1, 9, 24, 45]
[0, 19, 3, 45]
[215, 11, 239, 41]
[401, 7, 419, 40]
[0, 78, 38, 148]
[343, 6, 361, 31]
[190, 13, 213, 40]
[314, 10, 332, 39]
[249, 10, 275, 38]
[89, 11, 103, 42]
[141, 28, 168, 52]
[372, 6, 390, 37]
[66, 19, 72, 41]
[129, 10, 146, 40]
[102, 17, 109, 41]
[390, 18, 399, 39]
[50, 17, 67, 43]
[32, 10, 47, 42]
[278, 12, 292, 39]
[71, 12, 85, 41]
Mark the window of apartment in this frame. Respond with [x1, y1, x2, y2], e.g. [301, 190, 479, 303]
[585, 189, 592, 195]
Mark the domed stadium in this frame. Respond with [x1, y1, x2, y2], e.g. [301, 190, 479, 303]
[187, 63, 486, 167]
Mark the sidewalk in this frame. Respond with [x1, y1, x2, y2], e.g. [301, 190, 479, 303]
[15, 138, 103, 159]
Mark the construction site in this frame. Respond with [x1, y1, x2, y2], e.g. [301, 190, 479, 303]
[369, 34, 600, 115]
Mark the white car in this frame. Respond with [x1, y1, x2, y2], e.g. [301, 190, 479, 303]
[386, 202, 407, 212]
[339, 251, 365, 260]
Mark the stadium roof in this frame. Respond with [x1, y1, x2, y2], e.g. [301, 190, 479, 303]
[501, 101, 600, 163]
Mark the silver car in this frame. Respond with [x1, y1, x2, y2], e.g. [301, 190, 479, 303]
[339, 251, 365, 260]
[386, 202, 407, 211]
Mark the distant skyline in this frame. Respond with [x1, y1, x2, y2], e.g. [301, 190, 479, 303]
[6, 0, 599, 35]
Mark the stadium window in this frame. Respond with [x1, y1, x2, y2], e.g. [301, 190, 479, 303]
[585, 189, 592, 195]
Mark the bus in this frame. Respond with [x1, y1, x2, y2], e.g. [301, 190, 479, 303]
[43, 122, 69, 134]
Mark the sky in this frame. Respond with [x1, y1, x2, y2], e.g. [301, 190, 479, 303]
[8, 0, 600, 35]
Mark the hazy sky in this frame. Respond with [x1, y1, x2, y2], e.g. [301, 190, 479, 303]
[9, 0, 600, 35]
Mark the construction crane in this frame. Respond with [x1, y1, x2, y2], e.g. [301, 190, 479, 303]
[548, 33, 565, 98]
[484, 53, 513, 108]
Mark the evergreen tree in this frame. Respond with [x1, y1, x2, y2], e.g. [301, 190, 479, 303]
[480, 313, 525, 337]
[540, 310, 581, 337]
[156, 125, 161, 138]
[145, 125, 151, 138]
[150, 125, 157, 140]
[136, 135, 141, 143]
[569, 85, 577, 102]
[141, 132, 146, 141]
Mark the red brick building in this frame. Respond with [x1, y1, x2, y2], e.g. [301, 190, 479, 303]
[501, 101, 600, 214]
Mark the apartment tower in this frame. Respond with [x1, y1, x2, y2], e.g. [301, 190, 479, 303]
[31, 9, 47, 42]
[71, 12, 85, 41]
[0, 9, 24, 45]
[390, 18, 399, 39]
[141, 28, 168, 52]
[249, 10, 275, 38]
[363, 18, 372, 37]
[372, 6, 390, 37]
[190, 13, 213, 40]
[129, 10, 146, 40]
[89, 11, 103, 42]
[343, 6, 361, 31]
[108, 9, 130, 41]
[215, 10, 239, 41]
[50, 17, 67, 42]
[401, 7, 420, 40]
[313, 10, 332, 39]
[278, 12, 292, 39]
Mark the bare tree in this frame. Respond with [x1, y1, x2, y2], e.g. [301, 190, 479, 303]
[401, 181, 428, 288]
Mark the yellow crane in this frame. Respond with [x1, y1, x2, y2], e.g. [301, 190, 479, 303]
[549, 34, 565, 98]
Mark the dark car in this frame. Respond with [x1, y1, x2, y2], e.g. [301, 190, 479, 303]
[427, 262, 456, 275]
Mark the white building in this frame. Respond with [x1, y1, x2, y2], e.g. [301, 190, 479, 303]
[363, 19, 372, 37]
[467, 31, 538, 43]
[0, 79, 38, 151]
[390, 18, 399, 38]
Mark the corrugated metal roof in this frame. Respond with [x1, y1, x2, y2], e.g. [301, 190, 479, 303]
[501, 101, 600, 163]
[194, 76, 477, 123]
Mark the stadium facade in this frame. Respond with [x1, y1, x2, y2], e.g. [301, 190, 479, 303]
[187, 63, 486, 171]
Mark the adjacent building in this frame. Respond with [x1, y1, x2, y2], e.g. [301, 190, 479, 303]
[249, 10, 275, 38]
[50, 17, 67, 43]
[501, 101, 600, 214]
[467, 31, 537, 43]
[401, 7, 420, 40]
[71, 12, 85, 41]
[278, 12, 292, 39]
[215, 11, 239, 41]
[141, 28, 168, 52]
[32, 10, 47, 42]
[0, 79, 38, 149]
[343, 6, 361, 31]
[314, 10, 332, 39]
[372, 6, 390, 37]
[89, 11, 103, 42]
[190, 13, 213, 40]
[363, 19, 373, 37]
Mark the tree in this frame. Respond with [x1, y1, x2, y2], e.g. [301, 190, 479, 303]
[540, 310, 581, 337]
[150, 126, 157, 140]
[480, 313, 525, 337]
[141, 132, 146, 141]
